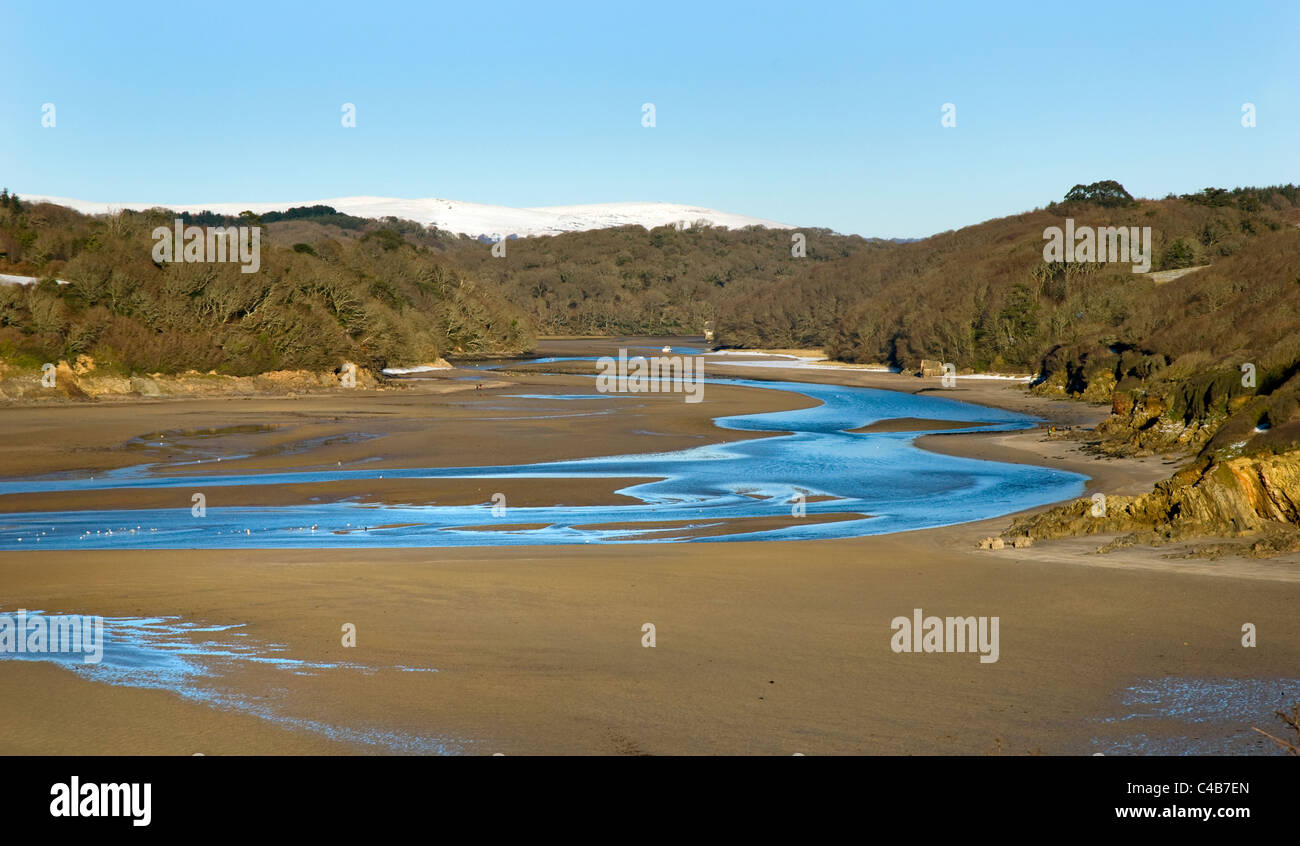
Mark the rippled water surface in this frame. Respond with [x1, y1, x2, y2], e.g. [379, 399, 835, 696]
[0, 376, 1087, 548]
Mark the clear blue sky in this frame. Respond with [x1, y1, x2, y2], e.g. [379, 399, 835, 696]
[3, 0, 1296, 238]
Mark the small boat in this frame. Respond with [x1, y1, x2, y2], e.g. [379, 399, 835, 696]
[661, 345, 672, 353]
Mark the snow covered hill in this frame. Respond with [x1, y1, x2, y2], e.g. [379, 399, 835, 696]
[21, 194, 797, 238]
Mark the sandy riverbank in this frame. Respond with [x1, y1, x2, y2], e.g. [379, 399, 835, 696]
[1, 339, 1297, 755]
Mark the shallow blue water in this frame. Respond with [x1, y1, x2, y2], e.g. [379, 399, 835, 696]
[0, 377, 1087, 548]
[0, 609, 364, 684]
[0, 608, 457, 753]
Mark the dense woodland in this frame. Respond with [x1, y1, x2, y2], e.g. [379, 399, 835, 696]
[820, 187, 1300, 370]
[438, 223, 885, 337]
[434, 183, 1299, 386]
[0, 195, 533, 374]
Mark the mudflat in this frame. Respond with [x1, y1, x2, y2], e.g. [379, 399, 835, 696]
[1, 345, 1297, 755]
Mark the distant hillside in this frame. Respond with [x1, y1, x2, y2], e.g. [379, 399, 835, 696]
[411, 183, 1299, 371]
[6, 182, 1300, 549]
[20, 194, 796, 239]
[0, 194, 534, 376]
[812, 186, 1300, 374]
[439, 223, 886, 337]
[432, 180, 1300, 553]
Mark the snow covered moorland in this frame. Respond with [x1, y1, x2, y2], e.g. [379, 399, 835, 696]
[22, 195, 797, 239]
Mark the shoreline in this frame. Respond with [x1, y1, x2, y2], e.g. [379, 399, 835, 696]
[0, 361, 1122, 540]
[0, 351, 1282, 566]
[0, 367, 1086, 545]
[0, 351, 1259, 550]
[1, 340, 1298, 756]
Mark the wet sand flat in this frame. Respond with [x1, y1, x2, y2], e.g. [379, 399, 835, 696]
[0, 371, 811, 480]
[2, 538, 1296, 755]
[1, 348, 1298, 755]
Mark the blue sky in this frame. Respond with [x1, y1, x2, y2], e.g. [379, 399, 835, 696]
[3, 0, 1297, 238]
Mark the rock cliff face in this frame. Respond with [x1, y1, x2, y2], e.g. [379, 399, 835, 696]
[0, 360, 382, 401]
[1004, 453, 1300, 554]
[1096, 389, 1226, 455]
[1013, 338, 1300, 553]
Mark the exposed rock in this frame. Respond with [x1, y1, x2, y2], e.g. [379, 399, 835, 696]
[1093, 389, 1218, 455]
[1077, 370, 1116, 404]
[1004, 452, 1300, 556]
[53, 361, 89, 400]
[917, 359, 945, 378]
[410, 358, 453, 370]
[1, 364, 390, 402]
[129, 376, 161, 397]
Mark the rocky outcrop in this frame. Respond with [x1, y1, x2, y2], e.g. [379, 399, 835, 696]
[917, 359, 945, 378]
[53, 361, 89, 400]
[978, 535, 1031, 550]
[0, 360, 387, 402]
[1091, 386, 1245, 456]
[1004, 452, 1300, 554]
